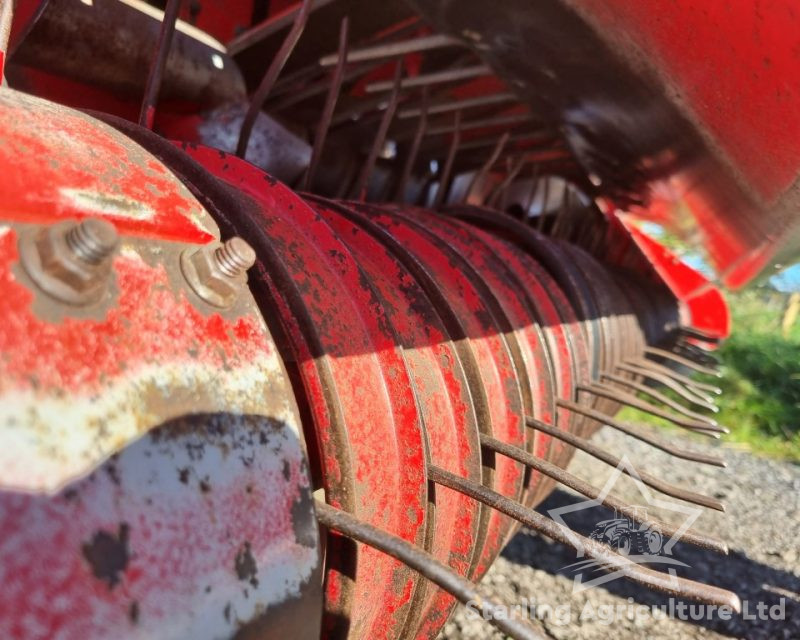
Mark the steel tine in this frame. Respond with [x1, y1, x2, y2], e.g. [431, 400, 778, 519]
[353, 61, 403, 200]
[615, 362, 718, 411]
[526, 418, 725, 511]
[644, 346, 721, 377]
[237, 0, 314, 158]
[302, 16, 349, 192]
[139, 0, 182, 129]
[600, 372, 716, 422]
[675, 342, 721, 365]
[464, 131, 510, 202]
[557, 399, 727, 467]
[488, 154, 527, 208]
[394, 87, 428, 201]
[678, 326, 722, 344]
[578, 384, 727, 435]
[481, 434, 728, 553]
[315, 501, 545, 640]
[433, 110, 462, 208]
[429, 467, 739, 610]
[627, 358, 722, 396]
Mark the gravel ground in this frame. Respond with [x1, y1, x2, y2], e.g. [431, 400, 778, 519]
[438, 426, 800, 639]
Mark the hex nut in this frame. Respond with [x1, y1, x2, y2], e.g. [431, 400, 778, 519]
[180, 237, 256, 308]
[19, 219, 119, 305]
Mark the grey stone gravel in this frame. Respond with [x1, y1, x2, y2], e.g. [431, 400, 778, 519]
[438, 426, 800, 639]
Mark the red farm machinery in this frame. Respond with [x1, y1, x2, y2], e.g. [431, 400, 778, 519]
[0, 0, 798, 638]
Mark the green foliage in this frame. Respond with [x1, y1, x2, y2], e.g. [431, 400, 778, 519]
[619, 288, 800, 461]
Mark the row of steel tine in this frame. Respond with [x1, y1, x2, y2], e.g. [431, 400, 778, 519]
[138, 4, 737, 639]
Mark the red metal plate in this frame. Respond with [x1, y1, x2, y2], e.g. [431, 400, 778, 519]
[179, 147, 428, 640]
[348, 202, 525, 583]
[393, 208, 556, 512]
[0, 90, 214, 245]
[303, 195, 484, 639]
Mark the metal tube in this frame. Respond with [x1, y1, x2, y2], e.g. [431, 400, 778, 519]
[399, 93, 516, 119]
[525, 418, 725, 511]
[314, 501, 545, 640]
[367, 64, 491, 93]
[321, 33, 463, 66]
[421, 112, 532, 137]
[138, 0, 182, 129]
[429, 466, 739, 610]
[678, 326, 721, 343]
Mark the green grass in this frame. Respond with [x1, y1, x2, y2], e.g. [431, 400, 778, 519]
[618, 288, 800, 461]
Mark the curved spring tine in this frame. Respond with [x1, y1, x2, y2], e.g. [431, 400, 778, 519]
[615, 362, 718, 411]
[394, 87, 428, 201]
[487, 154, 527, 208]
[464, 131, 509, 202]
[315, 501, 545, 640]
[578, 384, 727, 435]
[557, 399, 726, 467]
[675, 342, 720, 365]
[644, 346, 721, 377]
[600, 372, 716, 423]
[353, 61, 403, 200]
[526, 418, 725, 511]
[481, 434, 728, 553]
[302, 16, 349, 192]
[678, 326, 721, 344]
[237, 0, 314, 158]
[139, 0, 182, 129]
[433, 110, 462, 208]
[627, 358, 722, 396]
[429, 466, 739, 610]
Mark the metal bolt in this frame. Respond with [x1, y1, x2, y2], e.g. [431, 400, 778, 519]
[214, 237, 257, 278]
[19, 218, 120, 305]
[180, 236, 256, 308]
[64, 218, 119, 265]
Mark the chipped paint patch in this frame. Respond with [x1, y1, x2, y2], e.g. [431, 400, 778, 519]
[60, 188, 156, 221]
[0, 358, 299, 493]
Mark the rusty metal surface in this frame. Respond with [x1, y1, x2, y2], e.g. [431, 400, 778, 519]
[160, 102, 312, 185]
[305, 196, 484, 639]
[166, 145, 429, 640]
[0, 86, 323, 639]
[0, 0, 748, 629]
[0, 92, 300, 495]
[0, 413, 322, 640]
[0, 89, 215, 243]
[10, 0, 245, 109]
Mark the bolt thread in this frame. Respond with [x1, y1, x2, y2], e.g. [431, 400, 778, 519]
[215, 237, 256, 278]
[65, 219, 119, 264]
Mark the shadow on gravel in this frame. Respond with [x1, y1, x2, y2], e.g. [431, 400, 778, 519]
[501, 489, 800, 639]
